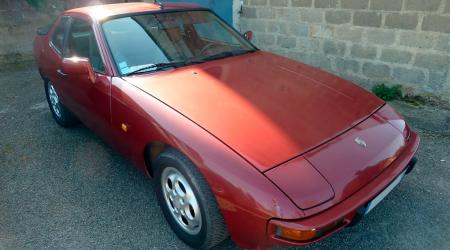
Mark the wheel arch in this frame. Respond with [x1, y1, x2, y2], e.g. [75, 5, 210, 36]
[38, 68, 48, 81]
[143, 140, 171, 177]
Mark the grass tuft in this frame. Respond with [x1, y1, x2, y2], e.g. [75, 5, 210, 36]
[371, 84, 403, 101]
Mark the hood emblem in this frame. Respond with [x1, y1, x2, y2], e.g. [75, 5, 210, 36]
[354, 137, 367, 148]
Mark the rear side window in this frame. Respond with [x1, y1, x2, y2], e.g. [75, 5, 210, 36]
[51, 16, 69, 54]
[66, 18, 105, 73]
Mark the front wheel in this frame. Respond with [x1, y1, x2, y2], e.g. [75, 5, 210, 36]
[44, 80, 78, 127]
[154, 148, 228, 249]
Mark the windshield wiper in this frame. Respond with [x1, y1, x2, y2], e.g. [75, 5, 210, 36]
[125, 58, 205, 76]
[202, 49, 256, 62]
[125, 61, 184, 76]
[124, 49, 255, 76]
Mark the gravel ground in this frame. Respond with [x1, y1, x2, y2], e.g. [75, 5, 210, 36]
[0, 68, 449, 250]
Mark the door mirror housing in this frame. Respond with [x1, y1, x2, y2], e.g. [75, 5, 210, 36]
[244, 31, 253, 41]
[36, 26, 49, 36]
[62, 57, 96, 83]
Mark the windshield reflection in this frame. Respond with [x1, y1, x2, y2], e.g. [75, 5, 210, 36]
[102, 10, 255, 75]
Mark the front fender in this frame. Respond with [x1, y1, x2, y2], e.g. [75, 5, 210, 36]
[110, 77, 303, 248]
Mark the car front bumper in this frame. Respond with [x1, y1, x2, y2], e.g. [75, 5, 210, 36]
[263, 132, 420, 248]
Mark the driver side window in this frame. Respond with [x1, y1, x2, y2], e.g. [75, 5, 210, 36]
[51, 16, 70, 54]
[65, 18, 105, 73]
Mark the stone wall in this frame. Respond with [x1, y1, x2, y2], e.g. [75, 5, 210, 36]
[0, 0, 53, 67]
[238, 0, 450, 100]
[0, 0, 125, 69]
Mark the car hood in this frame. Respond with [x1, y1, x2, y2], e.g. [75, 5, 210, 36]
[123, 51, 384, 171]
[265, 105, 410, 209]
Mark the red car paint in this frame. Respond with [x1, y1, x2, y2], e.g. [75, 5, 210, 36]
[123, 51, 384, 170]
[33, 3, 420, 249]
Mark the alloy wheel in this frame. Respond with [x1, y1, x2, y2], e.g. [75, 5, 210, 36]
[47, 82, 61, 118]
[161, 167, 202, 235]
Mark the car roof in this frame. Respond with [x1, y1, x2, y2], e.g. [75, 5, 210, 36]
[65, 2, 204, 20]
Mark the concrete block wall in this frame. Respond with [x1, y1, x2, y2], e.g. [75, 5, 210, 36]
[238, 0, 450, 99]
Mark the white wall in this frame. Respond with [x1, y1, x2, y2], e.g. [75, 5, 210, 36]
[232, 0, 242, 30]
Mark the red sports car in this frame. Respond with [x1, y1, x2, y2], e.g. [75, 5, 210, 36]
[33, 2, 420, 249]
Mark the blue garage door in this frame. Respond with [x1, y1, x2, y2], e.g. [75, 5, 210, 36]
[160, 0, 233, 25]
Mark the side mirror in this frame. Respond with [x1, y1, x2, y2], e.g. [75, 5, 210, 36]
[244, 31, 253, 41]
[62, 57, 96, 83]
[36, 26, 49, 36]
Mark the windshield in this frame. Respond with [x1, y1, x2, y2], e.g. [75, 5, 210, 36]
[102, 10, 255, 75]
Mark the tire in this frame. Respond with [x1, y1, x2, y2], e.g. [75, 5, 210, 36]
[154, 148, 228, 249]
[44, 80, 78, 127]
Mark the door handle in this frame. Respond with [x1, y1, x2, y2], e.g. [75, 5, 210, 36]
[57, 69, 67, 76]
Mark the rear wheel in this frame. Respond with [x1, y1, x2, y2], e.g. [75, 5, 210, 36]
[44, 80, 78, 127]
[154, 148, 228, 249]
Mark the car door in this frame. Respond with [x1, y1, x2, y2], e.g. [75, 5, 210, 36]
[61, 17, 111, 136]
[44, 16, 71, 103]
